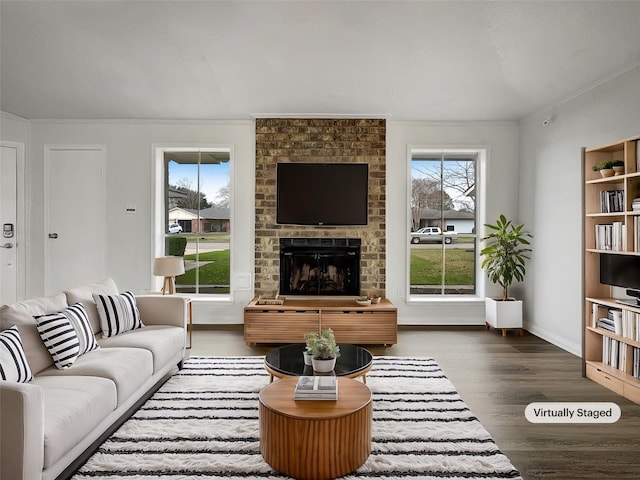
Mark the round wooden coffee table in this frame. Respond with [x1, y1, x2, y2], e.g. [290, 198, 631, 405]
[259, 377, 372, 480]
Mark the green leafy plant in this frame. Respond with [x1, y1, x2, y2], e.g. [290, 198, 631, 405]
[611, 160, 625, 167]
[480, 214, 532, 301]
[592, 160, 614, 171]
[304, 331, 319, 352]
[305, 328, 340, 359]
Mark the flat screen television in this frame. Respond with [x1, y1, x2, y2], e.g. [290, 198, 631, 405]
[600, 254, 640, 304]
[276, 163, 368, 226]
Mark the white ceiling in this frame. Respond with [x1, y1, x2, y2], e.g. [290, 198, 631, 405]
[2, 0, 640, 121]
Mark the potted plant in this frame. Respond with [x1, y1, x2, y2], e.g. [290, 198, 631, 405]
[303, 332, 317, 366]
[592, 160, 615, 178]
[306, 328, 341, 372]
[611, 160, 625, 175]
[480, 214, 532, 333]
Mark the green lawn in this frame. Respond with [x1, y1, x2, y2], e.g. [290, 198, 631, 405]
[176, 249, 230, 285]
[410, 247, 475, 285]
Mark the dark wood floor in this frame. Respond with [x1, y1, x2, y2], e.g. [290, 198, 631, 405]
[190, 325, 640, 480]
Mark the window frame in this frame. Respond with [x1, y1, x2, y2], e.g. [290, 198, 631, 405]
[406, 145, 487, 304]
[152, 143, 235, 301]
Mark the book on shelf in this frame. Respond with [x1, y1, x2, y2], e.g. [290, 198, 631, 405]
[622, 309, 640, 342]
[600, 189, 624, 214]
[294, 375, 338, 400]
[597, 318, 616, 332]
[602, 337, 626, 372]
[595, 222, 624, 251]
[608, 309, 623, 336]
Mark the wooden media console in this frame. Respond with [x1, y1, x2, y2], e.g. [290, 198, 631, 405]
[244, 297, 397, 345]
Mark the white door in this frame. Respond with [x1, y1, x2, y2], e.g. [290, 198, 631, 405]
[45, 146, 106, 294]
[0, 143, 25, 304]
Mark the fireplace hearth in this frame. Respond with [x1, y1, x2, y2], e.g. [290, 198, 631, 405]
[279, 238, 361, 296]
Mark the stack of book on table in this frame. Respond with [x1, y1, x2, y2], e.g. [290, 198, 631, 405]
[294, 375, 338, 401]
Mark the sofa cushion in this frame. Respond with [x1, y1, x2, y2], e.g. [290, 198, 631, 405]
[93, 291, 144, 338]
[0, 326, 33, 382]
[31, 375, 117, 469]
[0, 293, 68, 375]
[98, 325, 184, 373]
[65, 278, 119, 334]
[38, 347, 153, 405]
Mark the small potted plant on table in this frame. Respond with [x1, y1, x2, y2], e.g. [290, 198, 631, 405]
[305, 328, 341, 372]
[303, 332, 316, 366]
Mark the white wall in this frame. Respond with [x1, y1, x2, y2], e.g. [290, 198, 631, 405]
[518, 65, 640, 356]
[386, 121, 520, 325]
[1, 112, 30, 145]
[2, 115, 522, 326]
[26, 120, 255, 323]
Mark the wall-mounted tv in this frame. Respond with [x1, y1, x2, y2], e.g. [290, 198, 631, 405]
[600, 253, 640, 295]
[276, 163, 368, 226]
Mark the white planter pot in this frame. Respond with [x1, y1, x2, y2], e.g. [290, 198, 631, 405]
[485, 298, 523, 329]
[312, 357, 336, 373]
[303, 350, 313, 366]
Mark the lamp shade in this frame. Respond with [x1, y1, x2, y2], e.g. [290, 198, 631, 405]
[153, 256, 185, 277]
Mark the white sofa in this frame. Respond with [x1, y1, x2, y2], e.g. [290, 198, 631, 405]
[0, 278, 188, 480]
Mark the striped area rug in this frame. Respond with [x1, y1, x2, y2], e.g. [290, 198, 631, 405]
[73, 356, 522, 480]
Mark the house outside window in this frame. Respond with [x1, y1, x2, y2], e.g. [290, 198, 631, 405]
[409, 148, 482, 298]
[162, 148, 232, 295]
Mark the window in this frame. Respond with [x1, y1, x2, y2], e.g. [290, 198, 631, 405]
[161, 148, 231, 295]
[409, 148, 481, 298]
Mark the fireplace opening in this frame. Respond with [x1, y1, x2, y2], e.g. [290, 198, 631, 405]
[279, 238, 361, 296]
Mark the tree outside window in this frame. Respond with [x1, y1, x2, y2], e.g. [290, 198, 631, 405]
[409, 149, 478, 296]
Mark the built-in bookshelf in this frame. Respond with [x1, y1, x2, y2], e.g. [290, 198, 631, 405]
[583, 134, 640, 404]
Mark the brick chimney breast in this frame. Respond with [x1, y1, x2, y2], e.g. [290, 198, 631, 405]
[255, 118, 386, 297]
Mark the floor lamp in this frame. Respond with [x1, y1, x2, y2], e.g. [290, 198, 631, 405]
[153, 256, 185, 294]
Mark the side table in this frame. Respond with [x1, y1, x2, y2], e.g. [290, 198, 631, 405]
[258, 377, 372, 480]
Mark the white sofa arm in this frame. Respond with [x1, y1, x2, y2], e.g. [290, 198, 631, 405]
[0, 381, 44, 480]
[136, 295, 187, 329]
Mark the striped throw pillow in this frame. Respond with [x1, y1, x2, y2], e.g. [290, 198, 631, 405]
[35, 311, 81, 369]
[61, 303, 99, 355]
[93, 291, 143, 338]
[0, 326, 33, 382]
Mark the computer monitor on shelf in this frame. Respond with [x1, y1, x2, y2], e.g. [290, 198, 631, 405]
[600, 253, 640, 306]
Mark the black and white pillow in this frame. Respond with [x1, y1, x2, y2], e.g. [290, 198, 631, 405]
[93, 291, 143, 338]
[0, 326, 33, 382]
[35, 312, 81, 369]
[61, 303, 99, 355]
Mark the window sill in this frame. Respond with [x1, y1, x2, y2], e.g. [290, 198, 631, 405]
[406, 295, 485, 306]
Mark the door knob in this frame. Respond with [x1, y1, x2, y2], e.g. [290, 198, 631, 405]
[48, 233, 59, 239]
[0, 242, 14, 249]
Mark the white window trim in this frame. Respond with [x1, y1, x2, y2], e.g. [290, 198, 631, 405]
[151, 143, 235, 302]
[406, 145, 487, 304]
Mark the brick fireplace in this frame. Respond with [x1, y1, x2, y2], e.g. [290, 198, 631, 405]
[254, 118, 386, 297]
